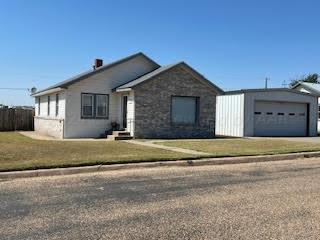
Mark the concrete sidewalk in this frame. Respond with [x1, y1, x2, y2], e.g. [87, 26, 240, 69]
[126, 140, 211, 156]
[19, 131, 111, 141]
[1, 151, 320, 180]
[249, 136, 320, 144]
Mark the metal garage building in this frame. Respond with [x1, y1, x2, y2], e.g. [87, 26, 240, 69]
[215, 88, 318, 137]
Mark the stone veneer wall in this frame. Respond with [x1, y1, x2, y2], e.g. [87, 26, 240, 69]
[133, 65, 217, 139]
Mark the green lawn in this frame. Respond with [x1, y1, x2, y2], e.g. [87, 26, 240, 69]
[2, 132, 320, 172]
[155, 139, 320, 157]
[0, 132, 193, 172]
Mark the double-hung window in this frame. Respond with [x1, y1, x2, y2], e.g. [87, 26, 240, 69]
[82, 93, 94, 118]
[81, 93, 108, 119]
[96, 94, 108, 118]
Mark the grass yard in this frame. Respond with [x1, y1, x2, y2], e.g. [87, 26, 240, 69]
[0, 132, 193, 172]
[2, 132, 320, 172]
[155, 139, 320, 157]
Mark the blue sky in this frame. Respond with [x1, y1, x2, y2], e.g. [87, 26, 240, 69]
[0, 0, 319, 106]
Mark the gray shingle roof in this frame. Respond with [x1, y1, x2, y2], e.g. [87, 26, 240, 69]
[31, 52, 160, 96]
[115, 62, 224, 94]
[115, 63, 179, 90]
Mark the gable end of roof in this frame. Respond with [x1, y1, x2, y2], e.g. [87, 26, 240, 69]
[115, 62, 224, 94]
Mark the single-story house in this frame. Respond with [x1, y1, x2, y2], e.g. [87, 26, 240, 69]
[215, 88, 318, 137]
[291, 82, 320, 130]
[31, 52, 223, 139]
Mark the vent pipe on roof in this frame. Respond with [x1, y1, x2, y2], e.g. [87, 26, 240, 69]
[93, 59, 103, 70]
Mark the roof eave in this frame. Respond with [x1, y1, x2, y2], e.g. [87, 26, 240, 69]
[31, 87, 66, 97]
[115, 88, 132, 93]
[224, 88, 318, 97]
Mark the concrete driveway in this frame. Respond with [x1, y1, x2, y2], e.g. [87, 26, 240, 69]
[1, 158, 320, 239]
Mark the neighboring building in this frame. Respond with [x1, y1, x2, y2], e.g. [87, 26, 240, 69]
[291, 82, 320, 130]
[12, 106, 35, 110]
[31, 52, 223, 139]
[215, 88, 318, 137]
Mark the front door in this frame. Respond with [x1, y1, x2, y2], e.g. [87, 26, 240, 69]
[122, 96, 128, 129]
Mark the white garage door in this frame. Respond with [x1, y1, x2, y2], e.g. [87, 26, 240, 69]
[254, 101, 308, 136]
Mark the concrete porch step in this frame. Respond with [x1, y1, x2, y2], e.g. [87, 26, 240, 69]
[107, 130, 132, 140]
[107, 135, 133, 141]
[112, 131, 131, 137]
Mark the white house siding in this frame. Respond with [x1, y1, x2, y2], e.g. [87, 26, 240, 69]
[243, 91, 318, 136]
[64, 55, 155, 138]
[34, 91, 66, 138]
[294, 85, 320, 133]
[215, 94, 244, 137]
[34, 91, 66, 118]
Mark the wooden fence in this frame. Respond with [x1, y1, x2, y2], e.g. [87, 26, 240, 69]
[0, 108, 34, 131]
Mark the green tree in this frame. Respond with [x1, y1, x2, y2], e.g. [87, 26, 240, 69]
[290, 73, 319, 87]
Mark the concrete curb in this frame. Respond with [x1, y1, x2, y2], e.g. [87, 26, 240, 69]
[1, 151, 320, 180]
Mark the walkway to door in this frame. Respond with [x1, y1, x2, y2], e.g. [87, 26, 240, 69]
[126, 140, 211, 156]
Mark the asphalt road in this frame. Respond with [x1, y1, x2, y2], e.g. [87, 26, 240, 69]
[1, 159, 320, 240]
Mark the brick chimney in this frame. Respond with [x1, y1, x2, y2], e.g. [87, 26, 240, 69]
[93, 59, 103, 70]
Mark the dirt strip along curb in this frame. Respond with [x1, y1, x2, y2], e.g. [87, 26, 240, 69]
[1, 151, 320, 180]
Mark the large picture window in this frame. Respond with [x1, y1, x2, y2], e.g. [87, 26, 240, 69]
[171, 96, 199, 124]
[81, 93, 109, 119]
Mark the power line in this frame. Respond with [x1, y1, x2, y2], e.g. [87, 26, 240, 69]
[0, 88, 30, 91]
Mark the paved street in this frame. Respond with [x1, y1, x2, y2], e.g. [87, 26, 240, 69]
[1, 159, 320, 240]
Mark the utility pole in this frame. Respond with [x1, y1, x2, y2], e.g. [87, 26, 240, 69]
[281, 80, 287, 88]
[265, 78, 269, 89]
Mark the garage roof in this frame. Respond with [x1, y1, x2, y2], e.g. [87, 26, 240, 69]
[224, 88, 318, 97]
